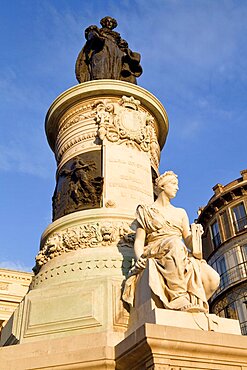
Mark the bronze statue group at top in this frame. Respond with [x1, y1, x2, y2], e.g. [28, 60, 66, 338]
[75, 16, 142, 84]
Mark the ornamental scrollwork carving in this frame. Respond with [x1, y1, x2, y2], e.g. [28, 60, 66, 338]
[149, 122, 160, 172]
[34, 221, 135, 273]
[94, 96, 156, 152]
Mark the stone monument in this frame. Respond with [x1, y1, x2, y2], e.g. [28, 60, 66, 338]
[0, 16, 247, 370]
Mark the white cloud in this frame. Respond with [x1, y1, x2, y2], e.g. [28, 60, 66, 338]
[0, 261, 33, 273]
[0, 140, 54, 179]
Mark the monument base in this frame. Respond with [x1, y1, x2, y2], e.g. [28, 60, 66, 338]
[1, 322, 246, 369]
[116, 323, 247, 370]
[0, 331, 117, 369]
[0, 238, 133, 346]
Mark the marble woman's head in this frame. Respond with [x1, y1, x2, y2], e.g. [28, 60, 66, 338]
[155, 171, 179, 198]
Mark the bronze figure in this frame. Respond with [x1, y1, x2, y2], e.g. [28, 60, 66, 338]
[75, 16, 142, 84]
[52, 153, 103, 220]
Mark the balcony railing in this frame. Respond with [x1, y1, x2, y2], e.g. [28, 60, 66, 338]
[240, 321, 247, 335]
[233, 216, 247, 233]
[212, 261, 247, 297]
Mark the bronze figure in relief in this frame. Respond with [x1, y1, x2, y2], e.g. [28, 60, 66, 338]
[52, 153, 103, 220]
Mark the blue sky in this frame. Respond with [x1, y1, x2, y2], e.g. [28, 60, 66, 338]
[0, 0, 246, 271]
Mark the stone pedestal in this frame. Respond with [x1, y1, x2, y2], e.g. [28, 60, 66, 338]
[0, 80, 168, 347]
[126, 259, 241, 336]
[116, 323, 247, 370]
[1, 321, 246, 369]
[0, 332, 116, 369]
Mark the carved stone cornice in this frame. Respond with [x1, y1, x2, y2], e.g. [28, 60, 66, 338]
[45, 80, 169, 155]
[0, 269, 32, 284]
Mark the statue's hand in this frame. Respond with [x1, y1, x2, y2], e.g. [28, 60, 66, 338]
[85, 25, 100, 41]
[135, 255, 147, 270]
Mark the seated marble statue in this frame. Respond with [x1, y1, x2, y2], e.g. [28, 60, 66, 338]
[122, 171, 220, 313]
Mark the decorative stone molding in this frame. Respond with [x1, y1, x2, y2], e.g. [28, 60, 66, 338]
[58, 103, 95, 134]
[0, 270, 32, 284]
[46, 81, 168, 174]
[46, 81, 168, 164]
[0, 269, 32, 330]
[56, 131, 97, 163]
[35, 221, 135, 272]
[32, 256, 134, 288]
[0, 283, 9, 290]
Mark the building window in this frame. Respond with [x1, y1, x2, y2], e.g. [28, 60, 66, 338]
[225, 302, 238, 320]
[211, 283, 247, 335]
[241, 245, 247, 261]
[220, 211, 231, 240]
[217, 256, 228, 289]
[211, 220, 221, 248]
[232, 202, 247, 233]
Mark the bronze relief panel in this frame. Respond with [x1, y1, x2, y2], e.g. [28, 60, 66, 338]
[52, 150, 103, 220]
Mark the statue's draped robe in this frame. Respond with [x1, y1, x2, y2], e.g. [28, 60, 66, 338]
[75, 28, 142, 84]
[123, 205, 209, 312]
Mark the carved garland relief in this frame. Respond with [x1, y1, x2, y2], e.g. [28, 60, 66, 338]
[34, 221, 135, 273]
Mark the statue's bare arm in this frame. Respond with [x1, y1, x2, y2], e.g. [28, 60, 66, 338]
[134, 227, 146, 259]
[181, 209, 193, 249]
[134, 227, 147, 269]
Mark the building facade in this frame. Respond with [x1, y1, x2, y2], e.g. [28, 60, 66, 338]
[197, 169, 247, 335]
[0, 268, 32, 333]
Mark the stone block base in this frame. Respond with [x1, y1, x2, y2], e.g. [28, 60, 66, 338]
[116, 323, 247, 370]
[127, 299, 241, 336]
[0, 247, 131, 346]
[1, 322, 246, 369]
[0, 331, 117, 369]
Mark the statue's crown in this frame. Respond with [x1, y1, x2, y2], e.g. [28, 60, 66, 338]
[120, 96, 140, 110]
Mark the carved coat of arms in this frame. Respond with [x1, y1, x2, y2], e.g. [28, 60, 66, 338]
[94, 96, 153, 151]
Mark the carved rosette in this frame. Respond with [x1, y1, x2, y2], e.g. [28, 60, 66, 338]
[34, 220, 135, 273]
